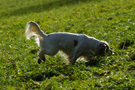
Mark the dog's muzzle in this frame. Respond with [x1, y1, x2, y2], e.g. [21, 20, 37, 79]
[108, 49, 114, 56]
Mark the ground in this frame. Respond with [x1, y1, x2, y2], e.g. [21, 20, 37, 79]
[0, 0, 135, 89]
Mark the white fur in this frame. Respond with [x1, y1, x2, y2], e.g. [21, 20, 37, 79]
[25, 21, 113, 64]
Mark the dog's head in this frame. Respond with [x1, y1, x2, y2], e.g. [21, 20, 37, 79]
[96, 42, 114, 56]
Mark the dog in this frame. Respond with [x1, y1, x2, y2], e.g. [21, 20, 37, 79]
[25, 21, 113, 64]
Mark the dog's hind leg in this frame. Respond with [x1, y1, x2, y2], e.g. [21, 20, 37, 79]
[38, 50, 45, 64]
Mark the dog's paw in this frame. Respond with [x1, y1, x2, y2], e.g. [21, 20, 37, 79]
[42, 56, 46, 62]
[38, 59, 41, 64]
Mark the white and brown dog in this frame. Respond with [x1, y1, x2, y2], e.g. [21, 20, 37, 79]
[25, 21, 113, 64]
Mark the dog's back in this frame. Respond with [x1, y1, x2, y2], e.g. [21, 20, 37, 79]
[44, 33, 80, 55]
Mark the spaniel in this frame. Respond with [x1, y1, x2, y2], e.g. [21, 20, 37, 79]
[25, 21, 113, 64]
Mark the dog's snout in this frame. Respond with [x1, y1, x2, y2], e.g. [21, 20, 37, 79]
[108, 49, 114, 55]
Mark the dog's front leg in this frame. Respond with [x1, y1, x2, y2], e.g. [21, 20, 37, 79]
[38, 50, 45, 64]
[69, 50, 82, 64]
[69, 56, 77, 65]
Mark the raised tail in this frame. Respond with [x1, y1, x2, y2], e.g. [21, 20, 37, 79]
[25, 21, 45, 46]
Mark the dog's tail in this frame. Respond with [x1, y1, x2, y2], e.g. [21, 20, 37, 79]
[25, 21, 45, 39]
[25, 21, 45, 46]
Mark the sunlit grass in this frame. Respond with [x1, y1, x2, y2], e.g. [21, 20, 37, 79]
[0, 0, 135, 89]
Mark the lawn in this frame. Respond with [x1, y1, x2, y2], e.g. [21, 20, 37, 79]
[0, 0, 135, 89]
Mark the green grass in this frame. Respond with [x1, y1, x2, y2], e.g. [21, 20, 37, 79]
[0, 0, 135, 89]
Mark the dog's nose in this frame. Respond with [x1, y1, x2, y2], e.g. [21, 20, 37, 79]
[108, 49, 114, 56]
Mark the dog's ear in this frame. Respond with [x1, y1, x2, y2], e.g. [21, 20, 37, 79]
[96, 43, 109, 56]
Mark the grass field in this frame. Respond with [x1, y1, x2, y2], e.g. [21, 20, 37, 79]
[0, 0, 135, 89]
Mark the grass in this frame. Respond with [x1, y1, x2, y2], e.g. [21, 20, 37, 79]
[0, 0, 135, 89]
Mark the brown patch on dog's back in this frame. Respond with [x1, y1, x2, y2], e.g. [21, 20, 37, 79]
[73, 40, 78, 46]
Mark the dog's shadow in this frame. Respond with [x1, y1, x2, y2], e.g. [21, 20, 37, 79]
[20, 57, 103, 82]
[85, 57, 103, 67]
[20, 70, 60, 82]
